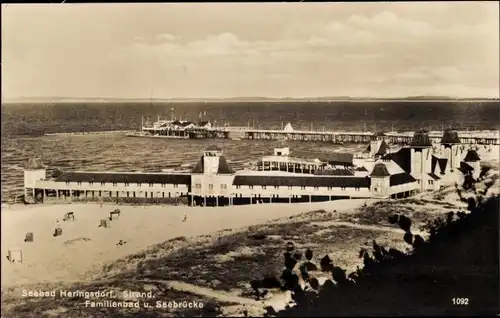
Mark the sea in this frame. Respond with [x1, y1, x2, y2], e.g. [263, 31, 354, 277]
[1, 101, 499, 203]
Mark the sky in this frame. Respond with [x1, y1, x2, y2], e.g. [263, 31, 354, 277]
[1, 2, 499, 99]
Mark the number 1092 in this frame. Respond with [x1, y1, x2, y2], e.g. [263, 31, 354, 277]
[452, 298, 469, 305]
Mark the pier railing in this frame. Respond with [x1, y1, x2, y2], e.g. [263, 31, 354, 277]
[43, 130, 138, 137]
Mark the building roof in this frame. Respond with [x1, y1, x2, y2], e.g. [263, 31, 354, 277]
[217, 156, 235, 174]
[431, 156, 448, 175]
[375, 140, 389, 156]
[372, 131, 387, 138]
[314, 169, 355, 176]
[205, 145, 222, 151]
[283, 122, 294, 132]
[364, 140, 389, 156]
[171, 120, 197, 127]
[381, 148, 411, 173]
[463, 149, 481, 162]
[51, 169, 63, 178]
[389, 173, 417, 186]
[428, 173, 441, 180]
[191, 156, 204, 173]
[355, 166, 368, 172]
[410, 130, 432, 148]
[440, 128, 461, 144]
[291, 151, 354, 166]
[25, 158, 46, 170]
[53, 172, 191, 185]
[233, 175, 371, 188]
[191, 155, 234, 174]
[370, 163, 391, 177]
[458, 161, 474, 174]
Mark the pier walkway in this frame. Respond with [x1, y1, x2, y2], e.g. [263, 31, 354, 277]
[44, 130, 136, 137]
[44, 127, 499, 145]
[211, 127, 500, 145]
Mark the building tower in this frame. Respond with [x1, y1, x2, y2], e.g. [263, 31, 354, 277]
[370, 162, 391, 198]
[23, 157, 47, 202]
[440, 128, 461, 172]
[410, 129, 433, 192]
[463, 149, 481, 180]
[203, 145, 223, 176]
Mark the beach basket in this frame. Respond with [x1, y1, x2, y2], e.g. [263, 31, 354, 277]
[109, 209, 121, 221]
[53, 227, 63, 237]
[100, 219, 111, 228]
[63, 212, 75, 221]
[8, 248, 23, 263]
[24, 232, 34, 242]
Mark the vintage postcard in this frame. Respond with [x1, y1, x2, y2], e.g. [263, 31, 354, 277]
[1, 2, 499, 317]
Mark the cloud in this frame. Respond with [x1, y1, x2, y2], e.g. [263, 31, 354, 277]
[2, 4, 498, 98]
[156, 33, 177, 42]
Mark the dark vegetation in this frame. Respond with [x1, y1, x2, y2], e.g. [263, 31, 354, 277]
[106, 220, 374, 293]
[248, 174, 499, 316]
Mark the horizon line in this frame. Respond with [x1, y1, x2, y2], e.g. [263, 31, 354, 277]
[3, 96, 500, 102]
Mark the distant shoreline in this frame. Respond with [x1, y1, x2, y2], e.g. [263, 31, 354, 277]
[2, 98, 499, 104]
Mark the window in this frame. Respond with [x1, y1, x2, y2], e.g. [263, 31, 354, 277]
[355, 187, 360, 191]
[149, 183, 154, 187]
[125, 182, 129, 187]
[89, 182, 94, 186]
[417, 180, 421, 184]
[374, 188, 378, 191]
[274, 186, 279, 190]
[327, 187, 332, 191]
[77, 182, 82, 186]
[209, 184, 214, 190]
[288, 186, 293, 190]
[341, 187, 346, 191]
[66, 181, 70, 186]
[174, 184, 179, 188]
[113, 183, 118, 187]
[137, 183, 142, 187]
[195, 183, 201, 189]
[101, 182, 105, 186]
[236, 185, 241, 189]
[249, 185, 254, 190]
[262, 185, 267, 190]
[314, 186, 319, 191]
[428, 180, 434, 185]
[221, 184, 227, 190]
[300, 186, 306, 190]
[161, 183, 165, 187]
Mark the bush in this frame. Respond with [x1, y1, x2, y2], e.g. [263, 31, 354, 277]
[252, 195, 500, 316]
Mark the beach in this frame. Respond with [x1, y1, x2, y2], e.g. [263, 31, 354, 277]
[1, 199, 368, 288]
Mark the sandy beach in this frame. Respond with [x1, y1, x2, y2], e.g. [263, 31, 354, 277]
[1, 199, 369, 287]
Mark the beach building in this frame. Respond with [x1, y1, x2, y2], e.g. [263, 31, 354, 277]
[23, 129, 480, 206]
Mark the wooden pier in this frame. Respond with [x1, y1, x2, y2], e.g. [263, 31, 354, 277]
[44, 130, 136, 137]
[212, 127, 500, 145]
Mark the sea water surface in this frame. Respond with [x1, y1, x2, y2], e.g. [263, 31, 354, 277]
[2, 101, 499, 202]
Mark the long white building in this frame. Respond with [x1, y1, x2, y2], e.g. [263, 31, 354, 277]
[23, 129, 482, 206]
